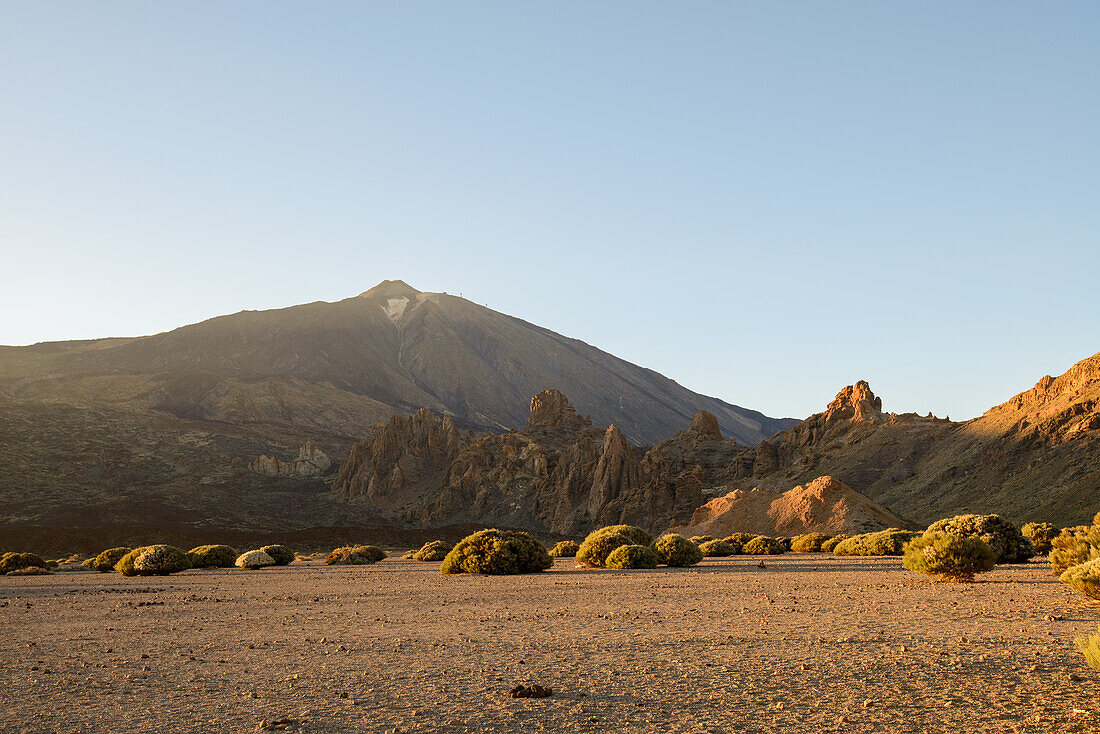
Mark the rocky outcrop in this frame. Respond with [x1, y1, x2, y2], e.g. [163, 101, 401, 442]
[332, 396, 740, 534]
[249, 442, 332, 478]
[677, 475, 907, 537]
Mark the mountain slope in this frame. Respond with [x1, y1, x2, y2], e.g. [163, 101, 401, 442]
[717, 353, 1100, 526]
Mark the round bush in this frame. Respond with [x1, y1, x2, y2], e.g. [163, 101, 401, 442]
[721, 533, 760, 554]
[698, 539, 737, 557]
[1049, 526, 1095, 574]
[80, 557, 96, 570]
[791, 533, 831, 553]
[115, 545, 192, 577]
[1077, 623, 1100, 671]
[605, 544, 660, 569]
[833, 529, 918, 556]
[187, 545, 238, 569]
[89, 547, 132, 573]
[1021, 522, 1059, 555]
[0, 552, 48, 574]
[1060, 558, 1100, 601]
[6, 566, 52, 576]
[653, 534, 703, 567]
[412, 540, 453, 561]
[903, 531, 996, 582]
[326, 545, 386, 565]
[259, 545, 295, 566]
[743, 536, 787, 555]
[548, 540, 579, 558]
[577, 531, 631, 568]
[236, 550, 276, 569]
[821, 534, 849, 553]
[440, 529, 552, 575]
[689, 535, 714, 545]
[925, 514, 1033, 563]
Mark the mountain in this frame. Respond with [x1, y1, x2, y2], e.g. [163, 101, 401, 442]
[0, 281, 795, 543]
[716, 353, 1100, 527]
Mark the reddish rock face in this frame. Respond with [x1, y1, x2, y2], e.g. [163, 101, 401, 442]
[332, 392, 738, 534]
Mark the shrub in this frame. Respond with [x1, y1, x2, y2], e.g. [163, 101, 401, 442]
[689, 536, 714, 545]
[115, 545, 192, 577]
[698, 539, 737, 557]
[821, 534, 849, 552]
[412, 540, 453, 562]
[654, 534, 704, 567]
[187, 545, 238, 569]
[1049, 526, 1097, 574]
[326, 545, 386, 565]
[89, 547, 132, 573]
[925, 514, 1033, 563]
[6, 566, 52, 576]
[833, 529, 918, 556]
[1060, 558, 1100, 601]
[0, 552, 48, 574]
[259, 545, 295, 566]
[1021, 522, 1059, 555]
[791, 533, 831, 553]
[605, 544, 660, 569]
[774, 537, 792, 550]
[440, 529, 552, 575]
[577, 525, 652, 568]
[721, 533, 760, 554]
[903, 531, 996, 582]
[548, 540, 579, 558]
[80, 557, 96, 570]
[1077, 624, 1100, 671]
[236, 550, 276, 569]
[743, 536, 787, 555]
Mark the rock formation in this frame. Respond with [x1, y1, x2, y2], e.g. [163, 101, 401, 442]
[332, 395, 742, 535]
[249, 442, 332, 478]
[676, 475, 907, 537]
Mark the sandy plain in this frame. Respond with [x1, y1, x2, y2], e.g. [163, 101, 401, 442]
[1, 553, 1097, 734]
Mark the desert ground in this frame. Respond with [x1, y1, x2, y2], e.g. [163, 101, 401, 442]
[2, 554, 1097, 734]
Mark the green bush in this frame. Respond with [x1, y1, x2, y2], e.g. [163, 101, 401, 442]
[721, 533, 760, 554]
[412, 540, 453, 561]
[903, 531, 996, 582]
[1077, 623, 1100, 671]
[80, 557, 96, 569]
[742, 536, 787, 555]
[89, 547, 132, 573]
[326, 545, 386, 565]
[259, 545, 295, 566]
[577, 525, 652, 568]
[1021, 522, 1059, 555]
[654, 534, 704, 567]
[115, 545, 192, 577]
[791, 533, 831, 553]
[925, 514, 1033, 563]
[821, 534, 849, 552]
[1049, 526, 1097, 574]
[774, 537, 792, 550]
[698, 539, 737, 557]
[0, 552, 48, 574]
[440, 529, 552, 575]
[1060, 558, 1100, 601]
[689, 535, 714, 545]
[235, 550, 276, 569]
[187, 545, 238, 569]
[548, 540, 579, 558]
[833, 529, 918, 556]
[605, 544, 660, 569]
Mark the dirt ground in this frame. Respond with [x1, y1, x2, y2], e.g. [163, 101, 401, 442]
[1, 554, 1097, 734]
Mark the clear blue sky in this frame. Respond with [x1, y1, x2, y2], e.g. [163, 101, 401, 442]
[2, 2, 1098, 421]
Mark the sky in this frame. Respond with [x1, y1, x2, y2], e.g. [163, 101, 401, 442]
[1, 2, 1098, 421]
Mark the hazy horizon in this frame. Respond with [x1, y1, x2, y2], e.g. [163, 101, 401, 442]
[2, 2, 1098, 421]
